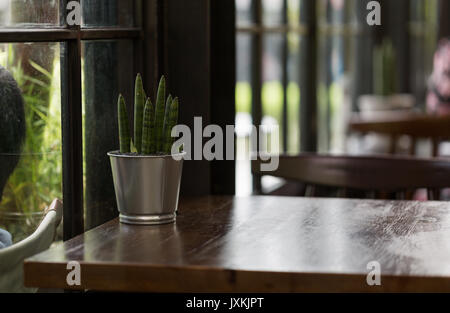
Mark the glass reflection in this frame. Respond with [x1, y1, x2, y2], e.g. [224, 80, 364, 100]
[0, 42, 62, 243]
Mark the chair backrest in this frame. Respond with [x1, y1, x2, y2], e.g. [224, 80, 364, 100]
[252, 154, 450, 200]
[349, 113, 450, 156]
[0, 199, 62, 293]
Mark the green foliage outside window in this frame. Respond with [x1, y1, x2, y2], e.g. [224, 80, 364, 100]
[0, 45, 62, 242]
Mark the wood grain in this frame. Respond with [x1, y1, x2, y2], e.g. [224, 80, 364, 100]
[24, 196, 450, 292]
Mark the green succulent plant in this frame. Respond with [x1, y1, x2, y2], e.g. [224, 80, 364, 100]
[117, 75, 179, 155]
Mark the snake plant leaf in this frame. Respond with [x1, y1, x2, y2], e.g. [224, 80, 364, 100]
[164, 97, 179, 154]
[118, 94, 130, 153]
[130, 139, 138, 153]
[162, 94, 172, 151]
[141, 98, 156, 154]
[134, 73, 145, 153]
[155, 76, 166, 152]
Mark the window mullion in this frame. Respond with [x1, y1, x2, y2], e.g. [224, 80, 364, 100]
[61, 28, 84, 240]
[0, 28, 142, 43]
[251, 0, 263, 194]
[282, 0, 288, 153]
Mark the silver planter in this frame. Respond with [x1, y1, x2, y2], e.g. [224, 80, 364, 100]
[108, 151, 185, 225]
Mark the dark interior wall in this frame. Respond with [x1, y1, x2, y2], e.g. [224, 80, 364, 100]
[164, 0, 236, 196]
[165, 0, 211, 196]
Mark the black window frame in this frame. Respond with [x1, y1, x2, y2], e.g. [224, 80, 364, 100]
[0, 0, 160, 240]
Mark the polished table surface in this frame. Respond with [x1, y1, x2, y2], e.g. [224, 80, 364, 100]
[24, 196, 450, 292]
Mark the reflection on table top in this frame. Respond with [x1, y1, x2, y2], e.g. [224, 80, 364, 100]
[24, 196, 450, 292]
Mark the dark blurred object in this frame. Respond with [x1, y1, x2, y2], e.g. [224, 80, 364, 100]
[0, 65, 25, 201]
[439, 1, 450, 40]
[427, 38, 450, 116]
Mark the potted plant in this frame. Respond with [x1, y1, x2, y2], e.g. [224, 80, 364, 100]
[108, 74, 185, 225]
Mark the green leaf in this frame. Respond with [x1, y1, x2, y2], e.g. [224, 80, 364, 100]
[130, 139, 138, 153]
[29, 59, 53, 80]
[134, 73, 145, 153]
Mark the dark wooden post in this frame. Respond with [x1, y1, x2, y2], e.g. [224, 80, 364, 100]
[300, 0, 318, 152]
[210, 0, 236, 195]
[165, 0, 236, 196]
[389, 0, 410, 93]
[251, 0, 263, 193]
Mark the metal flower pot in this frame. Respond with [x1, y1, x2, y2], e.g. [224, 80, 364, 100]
[108, 151, 185, 225]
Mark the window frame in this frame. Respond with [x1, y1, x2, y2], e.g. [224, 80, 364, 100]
[0, 0, 159, 240]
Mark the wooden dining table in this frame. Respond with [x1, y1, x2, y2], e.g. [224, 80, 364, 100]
[24, 196, 450, 292]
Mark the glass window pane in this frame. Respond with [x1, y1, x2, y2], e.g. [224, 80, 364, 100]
[261, 33, 285, 192]
[0, 42, 63, 243]
[236, 0, 253, 26]
[287, 32, 301, 153]
[0, 0, 60, 27]
[82, 0, 135, 28]
[410, 0, 439, 108]
[318, 0, 347, 25]
[262, 0, 284, 26]
[82, 40, 135, 230]
[235, 33, 253, 197]
[287, 0, 300, 26]
[262, 33, 283, 154]
[317, 0, 358, 153]
[236, 33, 252, 114]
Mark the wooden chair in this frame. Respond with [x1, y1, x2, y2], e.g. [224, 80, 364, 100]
[252, 154, 450, 200]
[349, 113, 450, 156]
[0, 199, 62, 293]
